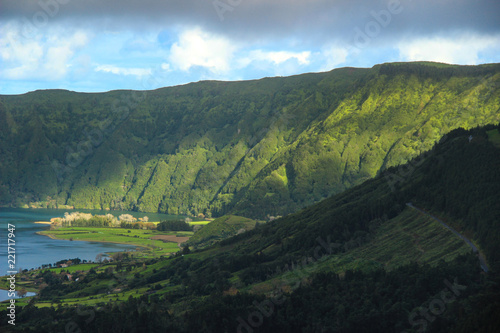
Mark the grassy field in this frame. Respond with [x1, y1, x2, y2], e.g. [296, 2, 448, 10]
[187, 221, 212, 225]
[48, 263, 100, 274]
[38, 227, 193, 254]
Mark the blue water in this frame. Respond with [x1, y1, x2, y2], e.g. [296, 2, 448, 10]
[0, 208, 182, 302]
[0, 289, 36, 300]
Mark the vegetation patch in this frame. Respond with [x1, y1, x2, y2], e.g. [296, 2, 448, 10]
[38, 227, 189, 254]
[487, 129, 500, 147]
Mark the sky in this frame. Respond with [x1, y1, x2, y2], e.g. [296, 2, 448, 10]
[0, 0, 499, 95]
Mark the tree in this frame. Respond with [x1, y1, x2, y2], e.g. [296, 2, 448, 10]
[119, 214, 136, 223]
[182, 244, 191, 255]
[95, 253, 104, 263]
[17, 288, 27, 298]
[157, 220, 192, 231]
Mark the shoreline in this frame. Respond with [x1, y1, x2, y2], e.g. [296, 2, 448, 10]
[36, 231, 58, 240]
[34, 221, 53, 225]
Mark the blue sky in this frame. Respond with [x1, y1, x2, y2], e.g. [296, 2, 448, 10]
[1, 0, 499, 95]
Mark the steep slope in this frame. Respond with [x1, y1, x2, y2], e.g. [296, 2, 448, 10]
[0, 62, 499, 218]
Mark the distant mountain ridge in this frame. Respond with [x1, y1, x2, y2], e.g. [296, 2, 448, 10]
[0, 62, 499, 218]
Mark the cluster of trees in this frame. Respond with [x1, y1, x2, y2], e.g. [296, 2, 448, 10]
[53, 212, 120, 227]
[156, 220, 192, 231]
[118, 214, 156, 229]
[1, 63, 499, 218]
[119, 221, 156, 230]
[51, 212, 157, 229]
[54, 258, 81, 266]
[49, 211, 198, 230]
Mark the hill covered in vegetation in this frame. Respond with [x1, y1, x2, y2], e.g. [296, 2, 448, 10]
[1, 62, 499, 218]
[186, 214, 259, 249]
[2, 125, 500, 332]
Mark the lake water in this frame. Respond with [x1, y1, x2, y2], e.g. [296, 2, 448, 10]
[0, 208, 183, 302]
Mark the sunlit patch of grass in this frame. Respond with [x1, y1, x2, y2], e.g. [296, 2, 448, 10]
[187, 221, 211, 225]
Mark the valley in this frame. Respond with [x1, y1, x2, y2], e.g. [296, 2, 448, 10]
[1, 63, 500, 332]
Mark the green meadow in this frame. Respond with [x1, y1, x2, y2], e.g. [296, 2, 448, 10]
[38, 227, 192, 254]
[187, 221, 212, 225]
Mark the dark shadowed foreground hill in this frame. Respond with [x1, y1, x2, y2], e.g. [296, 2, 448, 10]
[1, 62, 499, 218]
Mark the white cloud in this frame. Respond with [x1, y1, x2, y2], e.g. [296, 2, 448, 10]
[319, 45, 348, 71]
[0, 22, 89, 80]
[398, 34, 500, 65]
[169, 28, 236, 73]
[95, 65, 152, 77]
[243, 50, 311, 66]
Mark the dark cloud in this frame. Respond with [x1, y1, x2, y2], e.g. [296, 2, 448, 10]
[1, 0, 499, 44]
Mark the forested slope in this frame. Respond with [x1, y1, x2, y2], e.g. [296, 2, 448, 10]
[1, 62, 499, 218]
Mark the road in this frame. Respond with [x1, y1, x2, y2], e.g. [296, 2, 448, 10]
[406, 202, 489, 273]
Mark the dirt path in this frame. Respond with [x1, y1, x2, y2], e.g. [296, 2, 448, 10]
[406, 203, 489, 272]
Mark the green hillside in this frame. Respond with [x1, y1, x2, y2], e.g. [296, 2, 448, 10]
[2, 125, 500, 332]
[187, 215, 258, 249]
[1, 62, 499, 218]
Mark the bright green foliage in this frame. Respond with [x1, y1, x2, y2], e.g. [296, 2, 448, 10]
[1, 62, 499, 218]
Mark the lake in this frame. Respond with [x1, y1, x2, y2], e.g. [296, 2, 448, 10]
[0, 207, 183, 302]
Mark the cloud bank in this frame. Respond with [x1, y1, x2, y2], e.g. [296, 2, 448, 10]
[0, 0, 499, 94]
